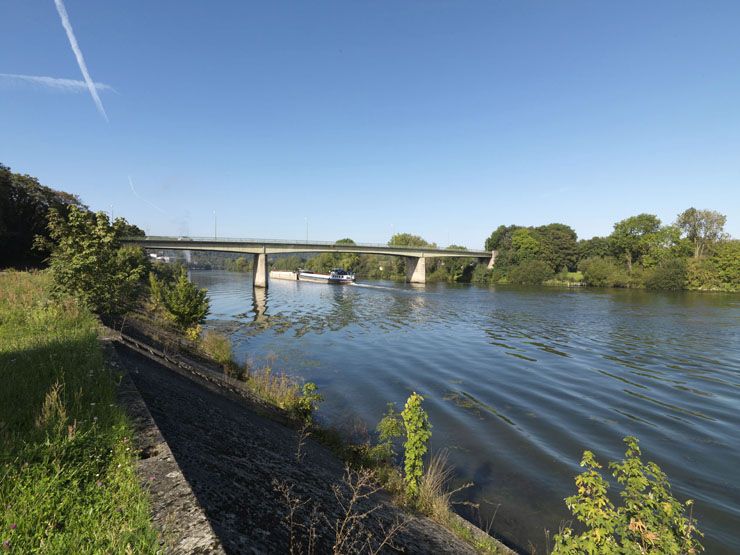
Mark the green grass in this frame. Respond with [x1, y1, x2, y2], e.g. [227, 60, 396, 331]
[0, 271, 158, 553]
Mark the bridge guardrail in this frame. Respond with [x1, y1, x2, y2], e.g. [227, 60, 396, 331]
[122, 236, 490, 257]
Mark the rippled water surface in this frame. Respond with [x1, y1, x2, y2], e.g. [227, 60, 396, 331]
[192, 271, 740, 553]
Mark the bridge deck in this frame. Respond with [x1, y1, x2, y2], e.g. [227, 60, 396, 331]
[122, 236, 491, 259]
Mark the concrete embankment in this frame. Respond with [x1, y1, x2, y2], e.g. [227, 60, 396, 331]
[111, 326, 496, 554]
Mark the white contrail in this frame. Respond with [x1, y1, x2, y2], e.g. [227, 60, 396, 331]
[0, 73, 114, 93]
[129, 176, 168, 215]
[53, 0, 108, 121]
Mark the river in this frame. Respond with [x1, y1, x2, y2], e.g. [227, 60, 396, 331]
[191, 270, 740, 553]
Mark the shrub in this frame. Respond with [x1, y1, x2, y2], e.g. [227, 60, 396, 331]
[44, 206, 149, 317]
[470, 264, 491, 285]
[645, 258, 687, 290]
[553, 436, 703, 554]
[162, 268, 210, 330]
[369, 403, 404, 464]
[579, 256, 629, 287]
[685, 258, 720, 291]
[295, 382, 323, 423]
[712, 240, 740, 290]
[148, 271, 163, 308]
[184, 323, 202, 341]
[401, 392, 432, 497]
[507, 259, 554, 285]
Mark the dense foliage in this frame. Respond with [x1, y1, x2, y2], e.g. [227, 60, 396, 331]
[553, 437, 703, 554]
[44, 206, 150, 317]
[161, 267, 210, 330]
[478, 208, 737, 291]
[1, 164, 84, 268]
[0, 163, 144, 270]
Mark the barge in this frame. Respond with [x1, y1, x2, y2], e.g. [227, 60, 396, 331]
[298, 268, 355, 284]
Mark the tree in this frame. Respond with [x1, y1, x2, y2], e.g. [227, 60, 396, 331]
[388, 233, 433, 248]
[577, 237, 612, 262]
[162, 267, 210, 330]
[442, 245, 475, 282]
[484, 224, 520, 252]
[578, 257, 629, 288]
[645, 258, 688, 291]
[44, 205, 149, 317]
[1, 163, 86, 268]
[609, 214, 662, 272]
[334, 238, 360, 271]
[388, 233, 434, 278]
[535, 223, 578, 271]
[305, 239, 360, 273]
[675, 208, 728, 259]
[510, 228, 541, 263]
[712, 240, 740, 290]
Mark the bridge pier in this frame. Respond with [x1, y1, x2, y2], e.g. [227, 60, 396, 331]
[252, 253, 268, 288]
[405, 256, 426, 284]
[487, 250, 497, 269]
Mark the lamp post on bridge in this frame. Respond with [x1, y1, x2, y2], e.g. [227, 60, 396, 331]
[213, 210, 217, 240]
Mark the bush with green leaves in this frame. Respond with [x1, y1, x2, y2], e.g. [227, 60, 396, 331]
[645, 258, 688, 290]
[161, 267, 210, 330]
[507, 259, 554, 285]
[43, 206, 149, 317]
[147, 271, 164, 308]
[401, 392, 432, 497]
[369, 403, 404, 464]
[553, 436, 703, 554]
[295, 382, 323, 423]
[579, 256, 629, 288]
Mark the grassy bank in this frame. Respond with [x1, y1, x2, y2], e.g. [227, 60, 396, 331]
[0, 271, 158, 553]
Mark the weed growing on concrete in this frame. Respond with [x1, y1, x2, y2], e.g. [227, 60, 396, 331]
[273, 466, 406, 555]
[400, 392, 432, 498]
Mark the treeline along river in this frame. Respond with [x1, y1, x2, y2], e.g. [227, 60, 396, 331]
[191, 270, 740, 553]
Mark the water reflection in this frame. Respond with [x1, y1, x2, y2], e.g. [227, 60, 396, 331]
[192, 272, 740, 554]
[252, 285, 267, 323]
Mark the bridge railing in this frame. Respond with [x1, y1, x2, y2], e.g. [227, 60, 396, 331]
[123, 236, 490, 256]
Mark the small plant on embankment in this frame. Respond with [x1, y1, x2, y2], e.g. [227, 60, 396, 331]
[0, 271, 158, 553]
[553, 436, 703, 554]
[401, 392, 432, 498]
[368, 403, 405, 464]
[160, 267, 210, 333]
[296, 382, 323, 423]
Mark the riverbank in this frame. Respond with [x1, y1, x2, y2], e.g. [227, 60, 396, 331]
[113, 330, 490, 553]
[120, 307, 516, 553]
[0, 271, 158, 553]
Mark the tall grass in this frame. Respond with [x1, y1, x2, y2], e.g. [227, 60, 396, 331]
[197, 331, 308, 414]
[0, 271, 158, 553]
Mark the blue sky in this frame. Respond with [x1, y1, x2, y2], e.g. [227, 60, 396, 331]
[1, 1, 739, 248]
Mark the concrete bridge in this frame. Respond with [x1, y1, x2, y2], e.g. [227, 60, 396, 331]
[122, 236, 495, 287]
